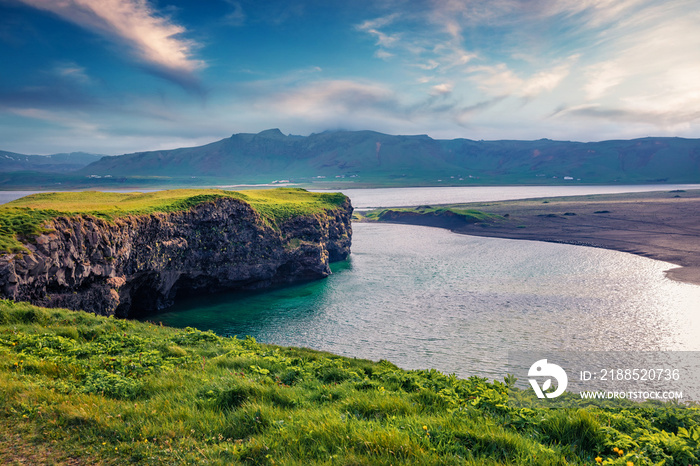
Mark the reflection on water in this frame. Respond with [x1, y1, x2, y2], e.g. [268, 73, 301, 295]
[147, 223, 700, 380]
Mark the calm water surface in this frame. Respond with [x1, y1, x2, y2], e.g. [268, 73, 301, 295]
[4, 186, 698, 380]
[149, 223, 700, 380]
[315, 184, 700, 209]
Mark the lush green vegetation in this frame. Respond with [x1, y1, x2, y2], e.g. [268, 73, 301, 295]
[361, 205, 501, 223]
[0, 188, 347, 253]
[1, 300, 698, 465]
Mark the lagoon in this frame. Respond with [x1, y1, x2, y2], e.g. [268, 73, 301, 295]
[148, 222, 700, 381]
[3, 185, 698, 380]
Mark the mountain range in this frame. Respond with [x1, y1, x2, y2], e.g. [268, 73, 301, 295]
[3, 130, 700, 188]
[0, 151, 104, 173]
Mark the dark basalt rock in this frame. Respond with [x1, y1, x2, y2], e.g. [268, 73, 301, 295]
[0, 197, 352, 317]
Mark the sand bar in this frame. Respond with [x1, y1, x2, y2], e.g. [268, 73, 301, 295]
[381, 189, 700, 286]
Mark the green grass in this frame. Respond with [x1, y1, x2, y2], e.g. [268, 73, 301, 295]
[1, 301, 698, 465]
[0, 188, 348, 253]
[362, 205, 501, 223]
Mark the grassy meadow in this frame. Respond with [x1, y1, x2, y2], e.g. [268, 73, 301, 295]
[1, 300, 698, 465]
[0, 188, 348, 253]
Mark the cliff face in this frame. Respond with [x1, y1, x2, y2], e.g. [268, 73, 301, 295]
[0, 196, 352, 317]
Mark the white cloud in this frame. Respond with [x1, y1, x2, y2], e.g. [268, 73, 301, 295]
[18, 0, 203, 86]
[578, 2, 700, 122]
[467, 63, 569, 98]
[521, 65, 571, 97]
[374, 49, 395, 60]
[583, 62, 626, 100]
[430, 83, 453, 96]
[355, 13, 401, 32]
[260, 80, 399, 117]
[541, 0, 650, 28]
[414, 60, 439, 70]
[356, 13, 403, 48]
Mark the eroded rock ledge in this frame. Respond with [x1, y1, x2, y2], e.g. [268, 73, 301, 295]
[0, 196, 352, 317]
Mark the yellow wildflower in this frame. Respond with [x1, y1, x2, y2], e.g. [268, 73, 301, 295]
[595, 457, 602, 464]
[618, 449, 624, 456]
[422, 425, 428, 430]
[626, 462, 634, 466]
[613, 447, 619, 453]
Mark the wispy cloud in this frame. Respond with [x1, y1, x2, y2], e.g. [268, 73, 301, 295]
[53, 62, 93, 84]
[355, 0, 700, 137]
[18, 0, 204, 89]
[356, 14, 403, 49]
[374, 49, 395, 60]
[570, 1, 700, 128]
[5, 106, 101, 133]
[467, 62, 571, 98]
[260, 80, 401, 117]
[223, 0, 246, 26]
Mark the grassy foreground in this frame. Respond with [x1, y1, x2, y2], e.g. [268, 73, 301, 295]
[0, 188, 348, 253]
[1, 301, 699, 465]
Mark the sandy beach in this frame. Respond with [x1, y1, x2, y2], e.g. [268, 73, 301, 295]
[382, 189, 700, 286]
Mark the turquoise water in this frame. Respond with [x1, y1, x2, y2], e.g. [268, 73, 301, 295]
[147, 223, 700, 380]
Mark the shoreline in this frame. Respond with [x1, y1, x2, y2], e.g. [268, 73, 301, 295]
[373, 189, 700, 286]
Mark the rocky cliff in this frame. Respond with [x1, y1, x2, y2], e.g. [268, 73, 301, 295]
[0, 195, 352, 317]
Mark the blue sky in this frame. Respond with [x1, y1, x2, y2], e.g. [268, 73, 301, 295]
[1, 0, 699, 155]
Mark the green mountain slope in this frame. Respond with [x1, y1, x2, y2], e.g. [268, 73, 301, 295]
[75, 130, 700, 185]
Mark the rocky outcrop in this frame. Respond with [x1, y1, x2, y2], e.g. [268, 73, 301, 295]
[376, 209, 485, 230]
[0, 196, 352, 317]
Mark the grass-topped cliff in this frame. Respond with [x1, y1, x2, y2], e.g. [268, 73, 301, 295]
[1, 301, 699, 465]
[0, 188, 348, 253]
[0, 188, 352, 317]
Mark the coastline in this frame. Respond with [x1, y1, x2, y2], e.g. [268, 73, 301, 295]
[373, 189, 700, 286]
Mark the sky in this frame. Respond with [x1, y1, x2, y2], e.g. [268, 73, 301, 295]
[1, 0, 699, 155]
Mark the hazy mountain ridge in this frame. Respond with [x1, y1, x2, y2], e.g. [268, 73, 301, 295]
[3, 130, 700, 186]
[76, 130, 700, 184]
[0, 150, 104, 173]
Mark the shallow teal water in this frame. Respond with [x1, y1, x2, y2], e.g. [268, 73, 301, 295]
[147, 223, 700, 380]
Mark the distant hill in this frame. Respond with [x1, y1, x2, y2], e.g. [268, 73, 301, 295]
[75, 129, 700, 185]
[0, 150, 104, 173]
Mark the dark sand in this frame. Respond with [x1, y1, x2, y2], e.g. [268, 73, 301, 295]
[391, 189, 700, 286]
